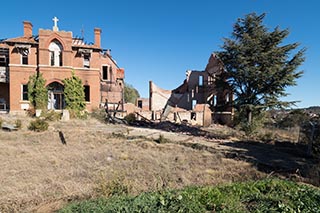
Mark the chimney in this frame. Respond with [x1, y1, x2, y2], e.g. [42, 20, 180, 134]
[23, 21, 33, 38]
[94, 28, 101, 48]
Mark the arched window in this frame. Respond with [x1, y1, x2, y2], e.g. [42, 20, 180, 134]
[49, 40, 63, 66]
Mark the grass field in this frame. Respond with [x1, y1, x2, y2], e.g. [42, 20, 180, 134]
[0, 113, 319, 212]
[59, 178, 320, 213]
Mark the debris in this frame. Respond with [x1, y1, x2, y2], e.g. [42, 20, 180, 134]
[58, 131, 67, 145]
[1, 123, 18, 131]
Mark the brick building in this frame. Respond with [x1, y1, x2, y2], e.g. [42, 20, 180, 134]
[0, 18, 124, 113]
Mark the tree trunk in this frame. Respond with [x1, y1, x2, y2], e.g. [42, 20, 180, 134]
[247, 109, 252, 124]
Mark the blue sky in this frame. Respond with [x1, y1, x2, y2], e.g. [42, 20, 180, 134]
[0, 0, 319, 108]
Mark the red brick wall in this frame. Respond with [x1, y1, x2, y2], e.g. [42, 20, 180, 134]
[7, 25, 124, 112]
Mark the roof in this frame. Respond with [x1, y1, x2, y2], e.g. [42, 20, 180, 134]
[72, 38, 101, 50]
[3, 36, 38, 44]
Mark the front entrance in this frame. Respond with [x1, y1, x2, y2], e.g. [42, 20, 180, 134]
[47, 82, 65, 110]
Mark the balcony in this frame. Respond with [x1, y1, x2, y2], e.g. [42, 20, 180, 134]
[0, 67, 8, 83]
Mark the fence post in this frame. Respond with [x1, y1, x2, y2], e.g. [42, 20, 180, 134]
[307, 121, 315, 157]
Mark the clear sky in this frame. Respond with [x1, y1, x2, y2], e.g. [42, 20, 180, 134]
[0, 0, 319, 108]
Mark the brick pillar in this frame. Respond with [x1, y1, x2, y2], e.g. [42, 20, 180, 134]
[94, 28, 101, 48]
[23, 21, 33, 38]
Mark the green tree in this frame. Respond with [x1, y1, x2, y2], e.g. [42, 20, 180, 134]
[124, 83, 140, 104]
[217, 13, 305, 124]
[28, 72, 48, 109]
[278, 109, 310, 128]
[62, 70, 86, 113]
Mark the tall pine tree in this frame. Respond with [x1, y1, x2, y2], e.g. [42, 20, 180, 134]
[217, 13, 305, 123]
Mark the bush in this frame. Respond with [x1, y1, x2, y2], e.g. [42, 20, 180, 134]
[95, 173, 131, 198]
[41, 110, 61, 121]
[155, 134, 169, 144]
[124, 113, 136, 124]
[15, 119, 22, 129]
[69, 110, 88, 119]
[91, 108, 106, 122]
[28, 119, 49, 132]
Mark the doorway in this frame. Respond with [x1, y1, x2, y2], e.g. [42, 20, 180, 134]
[47, 82, 65, 110]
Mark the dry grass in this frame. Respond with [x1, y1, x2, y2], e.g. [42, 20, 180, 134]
[0, 114, 265, 212]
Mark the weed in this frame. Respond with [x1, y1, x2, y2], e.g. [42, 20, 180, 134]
[14, 119, 22, 129]
[28, 119, 49, 132]
[95, 173, 132, 198]
[155, 134, 169, 144]
[91, 108, 106, 122]
[41, 110, 61, 121]
[111, 132, 127, 139]
[60, 178, 320, 212]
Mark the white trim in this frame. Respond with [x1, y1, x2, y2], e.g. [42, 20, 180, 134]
[38, 64, 99, 71]
[74, 67, 99, 71]
[9, 64, 37, 68]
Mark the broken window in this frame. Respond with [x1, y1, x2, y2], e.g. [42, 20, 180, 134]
[22, 84, 28, 101]
[83, 54, 90, 68]
[192, 99, 197, 109]
[102, 65, 112, 81]
[21, 49, 28, 65]
[208, 74, 215, 85]
[84, 85, 90, 102]
[199, 75, 203, 86]
[50, 51, 55, 66]
[191, 112, 196, 120]
[0, 55, 6, 66]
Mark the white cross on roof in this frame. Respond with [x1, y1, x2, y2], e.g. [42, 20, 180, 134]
[52, 16, 59, 31]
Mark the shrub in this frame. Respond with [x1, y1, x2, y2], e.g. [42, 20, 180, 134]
[124, 113, 136, 124]
[62, 70, 86, 117]
[155, 134, 169, 144]
[28, 119, 49, 132]
[91, 108, 106, 122]
[28, 72, 48, 109]
[41, 110, 61, 121]
[95, 173, 131, 198]
[15, 119, 22, 129]
[69, 109, 88, 119]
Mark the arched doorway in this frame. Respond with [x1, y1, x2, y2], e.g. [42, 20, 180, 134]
[47, 82, 65, 110]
